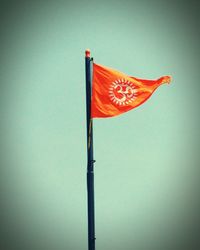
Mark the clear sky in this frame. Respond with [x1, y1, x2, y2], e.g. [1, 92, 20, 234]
[0, 0, 199, 249]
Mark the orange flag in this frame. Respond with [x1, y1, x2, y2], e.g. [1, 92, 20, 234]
[91, 63, 171, 118]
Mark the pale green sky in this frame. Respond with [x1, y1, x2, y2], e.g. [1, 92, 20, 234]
[0, 1, 199, 249]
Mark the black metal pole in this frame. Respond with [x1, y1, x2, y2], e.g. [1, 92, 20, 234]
[85, 49, 95, 250]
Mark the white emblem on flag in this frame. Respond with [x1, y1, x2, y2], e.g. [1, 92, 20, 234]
[109, 79, 137, 106]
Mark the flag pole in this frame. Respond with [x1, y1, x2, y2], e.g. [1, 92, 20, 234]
[85, 49, 96, 250]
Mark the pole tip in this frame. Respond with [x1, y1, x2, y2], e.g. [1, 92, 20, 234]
[85, 49, 91, 58]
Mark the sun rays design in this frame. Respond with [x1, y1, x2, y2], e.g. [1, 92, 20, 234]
[109, 79, 138, 106]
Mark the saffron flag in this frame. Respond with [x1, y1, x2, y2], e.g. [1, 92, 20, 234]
[91, 63, 171, 118]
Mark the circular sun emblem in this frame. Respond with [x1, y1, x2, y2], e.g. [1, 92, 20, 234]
[109, 79, 137, 106]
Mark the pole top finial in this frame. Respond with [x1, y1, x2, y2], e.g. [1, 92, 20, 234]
[85, 49, 90, 58]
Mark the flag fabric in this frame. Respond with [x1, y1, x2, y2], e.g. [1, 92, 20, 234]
[91, 63, 171, 118]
